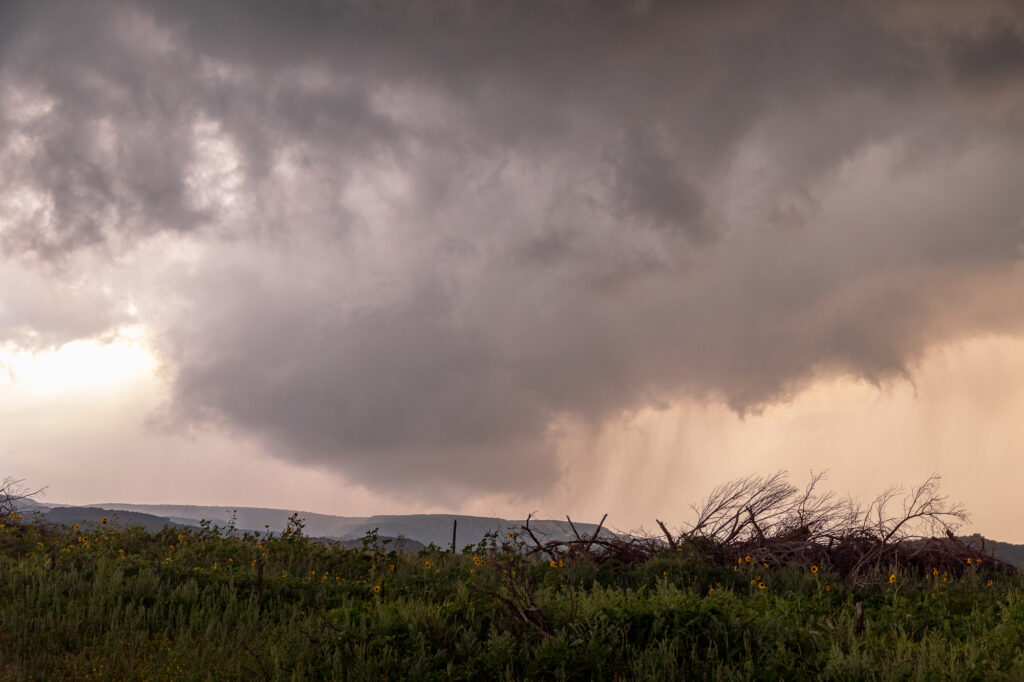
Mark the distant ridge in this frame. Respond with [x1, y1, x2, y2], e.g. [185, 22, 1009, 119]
[36, 502, 612, 550]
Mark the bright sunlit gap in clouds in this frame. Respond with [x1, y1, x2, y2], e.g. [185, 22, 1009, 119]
[0, 326, 158, 397]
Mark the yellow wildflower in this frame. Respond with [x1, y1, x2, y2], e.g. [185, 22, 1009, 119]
[810, 565, 819, 574]
[373, 584, 381, 593]
[758, 582, 766, 590]
[889, 574, 896, 583]
[424, 560, 431, 569]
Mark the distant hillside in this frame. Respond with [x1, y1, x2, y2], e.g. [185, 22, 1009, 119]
[92, 504, 371, 538]
[961, 534, 1024, 568]
[86, 503, 611, 549]
[37, 507, 188, 533]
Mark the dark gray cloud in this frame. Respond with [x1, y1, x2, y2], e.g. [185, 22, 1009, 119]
[3, 0, 1024, 500]
[948, 18, 1024, 90]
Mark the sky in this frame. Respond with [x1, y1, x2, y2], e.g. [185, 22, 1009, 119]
[2, 0, 1023, 541]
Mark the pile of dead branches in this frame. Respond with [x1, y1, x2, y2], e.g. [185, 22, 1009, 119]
[0, 477, 44, 526]
[520, 472, 1016, 585]
[520, 512, 668, 566]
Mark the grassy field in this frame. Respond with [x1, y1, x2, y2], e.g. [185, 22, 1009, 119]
[1, 512, 1023, 681]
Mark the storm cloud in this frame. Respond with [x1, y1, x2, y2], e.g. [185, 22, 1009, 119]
[2, 0, 1023, 499]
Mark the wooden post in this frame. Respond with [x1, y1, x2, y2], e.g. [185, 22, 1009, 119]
[451, 518, 458, 554]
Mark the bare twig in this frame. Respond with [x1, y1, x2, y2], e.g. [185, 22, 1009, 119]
[565, 515, 583, 542]
[656, 519, 676, 552]
[586, 513, 608, 555]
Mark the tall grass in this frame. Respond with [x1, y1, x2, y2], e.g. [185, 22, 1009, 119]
[1, 515, 1022, 680]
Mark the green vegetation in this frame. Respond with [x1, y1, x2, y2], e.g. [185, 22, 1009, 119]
[2, 473, 1022, 680]
[0, 512, 1022, 680]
